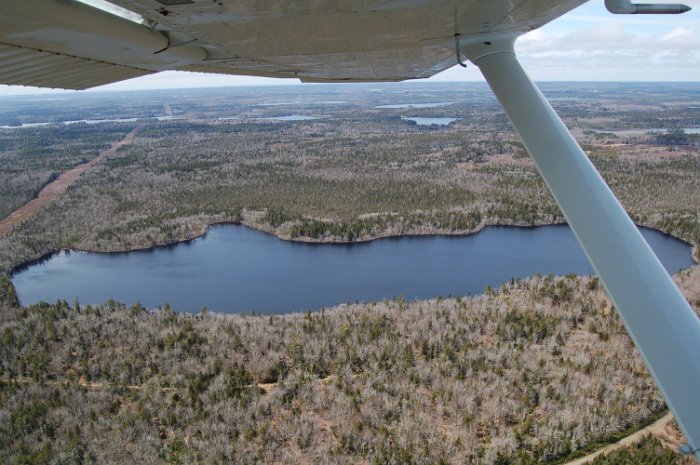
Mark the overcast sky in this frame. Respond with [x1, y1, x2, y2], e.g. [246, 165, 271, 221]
[0, 0, 698, 95]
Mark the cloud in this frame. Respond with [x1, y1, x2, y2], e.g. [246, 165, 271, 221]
[660, 26, 700, 48]
[515, 20, 700, 80]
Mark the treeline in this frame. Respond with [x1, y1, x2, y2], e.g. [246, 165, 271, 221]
[585, 436, 695, 465]
[655, 129, 699, 148]
[590, 153, 700, 249]
[288, 210, 484, 241]
[3, 273, 698, 464]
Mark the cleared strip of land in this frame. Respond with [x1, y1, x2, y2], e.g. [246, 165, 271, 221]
[0, 125, 142, 237]
[564, 412, 675, 465]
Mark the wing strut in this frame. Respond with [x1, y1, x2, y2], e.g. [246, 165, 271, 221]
[462, 34, 700, 460]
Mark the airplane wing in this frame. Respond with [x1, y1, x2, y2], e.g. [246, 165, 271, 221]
[0, 0, 586, 89]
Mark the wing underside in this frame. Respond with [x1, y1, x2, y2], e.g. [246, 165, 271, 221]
[0, 43, 152, 90]
[0, 0, 586, 89]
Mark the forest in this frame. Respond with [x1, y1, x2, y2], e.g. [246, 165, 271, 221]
[1, 83, 699, 273]
[0, 125, 129, 219]
[1, 82, 700, 463]
[2, 271, 699, 464]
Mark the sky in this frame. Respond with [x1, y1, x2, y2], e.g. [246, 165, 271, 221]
[0, 0, 698, 96]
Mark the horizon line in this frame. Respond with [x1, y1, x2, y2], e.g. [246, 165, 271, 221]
[1, 80, 700, 97]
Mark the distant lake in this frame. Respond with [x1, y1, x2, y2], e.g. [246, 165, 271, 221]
[1, 117, 159, 129]
[255, 102, 301, 106]
[254, 115, 320, 121]
[608, 128, 700, 136]
[402, 117, 458, 126]
[13, 225, 693, 315]
[63, 118, 140, 125]
[255, 101, 347, 106]
[375, 102, 451, 109]
[0, 122, 53, 129]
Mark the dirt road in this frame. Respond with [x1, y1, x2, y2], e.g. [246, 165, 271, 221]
[0, 125, 142, 237]
[564, 412, 675, 465]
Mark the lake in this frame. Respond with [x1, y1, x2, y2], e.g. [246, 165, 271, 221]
[12, 224, 694, 314]
[608, 128, 700, 136]
[375, 102, 451, 109]
[0, 117, 169, 129]
[402, 117, 458, 126]
[254, 115, 319, 121]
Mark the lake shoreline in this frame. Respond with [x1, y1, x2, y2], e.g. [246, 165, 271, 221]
[11, 217, 697, 280]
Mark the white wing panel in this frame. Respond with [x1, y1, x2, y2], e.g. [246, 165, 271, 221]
[0, 44, 151, 90]
[0, 0, 587, 87]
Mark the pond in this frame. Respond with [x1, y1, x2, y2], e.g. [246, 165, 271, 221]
[608, 128, 700, 136]
[254, 115, 319, 121]
[375, 102, 451, 109]
[402, 117, 458, 126]
[12, 224, 693, 314]
[0, 117, 177, 129]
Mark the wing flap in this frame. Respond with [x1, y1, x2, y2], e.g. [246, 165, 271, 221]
[0, 43, 152, 90]
[0, 0, 205, 89]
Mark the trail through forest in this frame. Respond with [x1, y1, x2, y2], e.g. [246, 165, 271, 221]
[0, 125, 142, 237]
[564, 412, 681, 465]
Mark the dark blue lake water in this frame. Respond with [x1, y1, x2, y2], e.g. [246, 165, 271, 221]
[12, 224, 694, 314]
